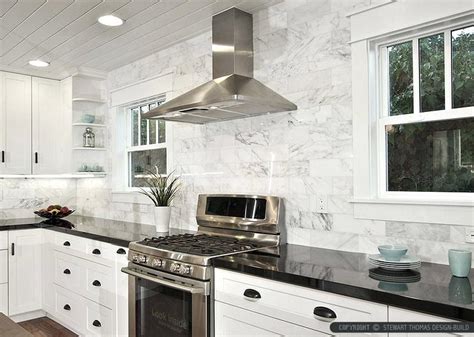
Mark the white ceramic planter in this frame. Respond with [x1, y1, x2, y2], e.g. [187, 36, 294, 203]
[153, 206, 171, 232]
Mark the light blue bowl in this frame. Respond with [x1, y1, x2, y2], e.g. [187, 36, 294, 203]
[378, 245, 408, 261]
[82, 114, 95, 123]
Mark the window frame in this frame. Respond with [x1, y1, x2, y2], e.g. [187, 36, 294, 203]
[375, 21, 474, 202]
[124, 95, 171, 189]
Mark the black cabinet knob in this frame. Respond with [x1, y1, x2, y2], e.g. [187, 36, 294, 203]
[92, 248, 101, 255]
[63, 304, 71, 311]
[313, 306, 337, 322]
[63, 241, 71, 246]
[63, 269, 71, 275]
[116, 248, 126, 255]
[243, 289, 261, 301]
[92, 280, 101, 287]
[92, 320, 101, 328]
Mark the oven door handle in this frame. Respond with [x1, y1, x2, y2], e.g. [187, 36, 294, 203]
[121, 267, 204, 294]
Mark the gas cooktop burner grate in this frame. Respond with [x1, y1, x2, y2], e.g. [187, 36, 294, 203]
[138, 233, 263, 256]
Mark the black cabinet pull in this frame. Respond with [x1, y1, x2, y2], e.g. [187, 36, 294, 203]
[63, 241, 71, 246]
[11, 243, 14, 256]
[34, 152, 38, 164]
[243, 289, 261, 301]
[92, 280, 101, 287]
[63, 304, 71, 311]
[1, 151, 4, 163]
[92, 248, 101, 255]
[63, 268, 71, 275]
[313, 306, 337, 322]
[116, 248, 126, 255]
[92, 320, 101, 328]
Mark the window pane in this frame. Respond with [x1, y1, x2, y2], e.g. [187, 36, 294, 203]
[452, 26, 474, 109]
[129, 149, 167, 187]
[386, 118, 474, 192]
[419, 33, 445, 112]
[158, 120, 166, 143]
[140, 105, 148, 145]
[131, 108, 139, 146]
[389, 41, 414, 116]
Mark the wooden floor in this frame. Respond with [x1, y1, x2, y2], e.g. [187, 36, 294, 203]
[18, 317, 77, 337]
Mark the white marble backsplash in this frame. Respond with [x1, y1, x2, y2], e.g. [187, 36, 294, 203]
[1, 0, 472, 265]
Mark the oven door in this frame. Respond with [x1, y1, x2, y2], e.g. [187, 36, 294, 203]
[122, 264, 210, 337]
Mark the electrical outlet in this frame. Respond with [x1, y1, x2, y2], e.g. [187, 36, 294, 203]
[316, 195, 328, 214]
[465, 228, 474, 244]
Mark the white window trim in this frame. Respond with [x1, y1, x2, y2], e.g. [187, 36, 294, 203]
[349, 1, 474, 225]
[109, 74, 173, 203]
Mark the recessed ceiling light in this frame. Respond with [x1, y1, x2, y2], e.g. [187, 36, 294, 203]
[29, 60, 50, 67]
[98, 15, 124, 26]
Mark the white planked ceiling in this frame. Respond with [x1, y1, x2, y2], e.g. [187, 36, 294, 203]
[0, 0, 281, 80]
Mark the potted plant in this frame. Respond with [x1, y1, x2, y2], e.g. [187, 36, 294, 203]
[138, 168, 180, 232]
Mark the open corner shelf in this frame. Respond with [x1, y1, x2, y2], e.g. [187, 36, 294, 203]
[72, 97, 107, 104]
[72, 123, 106, 127]
[72, 147, 106, 151]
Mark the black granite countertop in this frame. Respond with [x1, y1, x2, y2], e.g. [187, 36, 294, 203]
[0, 215, 192, 247]
[213, 244, 474, 321]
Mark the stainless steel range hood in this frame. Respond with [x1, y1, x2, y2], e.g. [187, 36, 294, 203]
[142, 7, 297, 124]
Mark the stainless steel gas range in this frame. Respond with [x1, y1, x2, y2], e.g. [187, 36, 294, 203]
[122, 194, 283, 337]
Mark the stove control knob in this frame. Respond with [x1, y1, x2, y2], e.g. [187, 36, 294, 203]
[180, 265, 192, 275]
[131, 255, 139, 262]
[152, 259, 163, 268]
[138, 255, 147, 263]
[170, 263, 180, 273]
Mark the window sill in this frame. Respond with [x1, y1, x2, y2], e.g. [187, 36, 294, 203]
[111, 191, 154, 205]
[350, 198, 473, 225]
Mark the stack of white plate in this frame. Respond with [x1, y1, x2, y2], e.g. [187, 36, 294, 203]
[368, 254, 421, 270]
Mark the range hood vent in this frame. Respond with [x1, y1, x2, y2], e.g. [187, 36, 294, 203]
[142, 7, 297, 124]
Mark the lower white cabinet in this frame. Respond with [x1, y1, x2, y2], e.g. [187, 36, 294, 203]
[215, 268, 388, 337]
[216, 301, 330, 336]
[388, 307, 462, 337]
[8, 229, 43, 316]
[43, 230, 128, 336]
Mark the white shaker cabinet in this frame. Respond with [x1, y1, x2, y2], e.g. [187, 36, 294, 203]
[0, 72, 32, 174]
[215, 268, 388, 337]
[216, 301, 330, 337]
[0, 232, 8, 315]
[32, 77, 65, 174]
[8, 229, 43, 316]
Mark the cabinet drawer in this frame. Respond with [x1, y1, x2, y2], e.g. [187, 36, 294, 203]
[0, 283, 7, 315]
[85, 263, 114, 308]
[216, 301, 329, 336]
[85, 300, 114, 337]
[54, 251, 83, 290]
[215, 268, 387, 336]
[0, 232, 7, 250]
[54, 285, 84, 333]
[85, 240, 115, 265]
[0, 250, 7, 283]
[54, 232, 86, 254]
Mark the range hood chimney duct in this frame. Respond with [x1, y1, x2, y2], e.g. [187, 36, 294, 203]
[142, 7, 297, 124]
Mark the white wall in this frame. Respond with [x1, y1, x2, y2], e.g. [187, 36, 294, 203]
[72, 0, 474, 264]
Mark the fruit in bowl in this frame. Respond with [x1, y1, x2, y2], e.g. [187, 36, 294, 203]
[35, 205, 75, 219]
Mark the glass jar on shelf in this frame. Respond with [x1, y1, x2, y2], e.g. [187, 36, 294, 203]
[83, 127, 95, 148]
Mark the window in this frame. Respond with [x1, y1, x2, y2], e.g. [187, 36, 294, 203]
[127, 97, 167, 187]
[379, 25, 473, 194]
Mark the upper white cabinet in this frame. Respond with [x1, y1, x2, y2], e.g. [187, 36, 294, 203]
[8, 229, 43, 316]
[0, 72, 32, 174]
[0, 71, 67, 175]
[32, 77, 66, 174]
